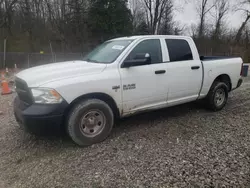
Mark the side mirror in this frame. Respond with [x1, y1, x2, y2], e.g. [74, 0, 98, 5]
[122, 53, 151, 68]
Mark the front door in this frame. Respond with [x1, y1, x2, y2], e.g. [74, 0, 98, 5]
[119, 39, 168, 114]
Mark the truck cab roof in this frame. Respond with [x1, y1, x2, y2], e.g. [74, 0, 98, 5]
[110, 35, 193, 41]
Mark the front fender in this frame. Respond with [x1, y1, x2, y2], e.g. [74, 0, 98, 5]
[40, 71, 123, 112]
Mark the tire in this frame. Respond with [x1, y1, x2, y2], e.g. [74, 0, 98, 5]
[67, 99, 114, 146]
[206, 81, 229, 111]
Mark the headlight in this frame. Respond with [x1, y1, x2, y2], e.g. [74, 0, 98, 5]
[31, 88, 63, 104]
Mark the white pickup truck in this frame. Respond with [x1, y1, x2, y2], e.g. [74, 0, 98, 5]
[14, 35, 243, 146]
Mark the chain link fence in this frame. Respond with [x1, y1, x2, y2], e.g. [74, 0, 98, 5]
[0, 52, 86, 69]
[0, 50, 246, 70]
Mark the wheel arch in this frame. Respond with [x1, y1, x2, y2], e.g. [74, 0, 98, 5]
[64, 92, 120, 120]
[211, 74, 232, 91]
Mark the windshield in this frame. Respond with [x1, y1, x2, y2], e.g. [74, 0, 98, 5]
[83, 40, 133, 64]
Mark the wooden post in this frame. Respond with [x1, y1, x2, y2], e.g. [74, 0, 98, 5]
[3, 38, 6, 68]
[50, 41, 54, 63]
[27, 54, 30, 68]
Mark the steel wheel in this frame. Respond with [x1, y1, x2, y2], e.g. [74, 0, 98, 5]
[214, 88, 226, 107]
[79, 110, 106, 137]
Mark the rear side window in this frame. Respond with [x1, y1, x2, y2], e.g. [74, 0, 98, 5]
[126, 39, 162, 64]
[165, 39, 193, 62]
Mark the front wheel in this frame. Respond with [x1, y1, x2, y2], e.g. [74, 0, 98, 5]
[206, 82, 229, 111]
[67, 99, 114, 146]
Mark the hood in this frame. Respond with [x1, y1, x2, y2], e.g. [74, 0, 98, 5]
[16, 61, 107, 87]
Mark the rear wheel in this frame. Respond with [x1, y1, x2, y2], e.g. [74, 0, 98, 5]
[206, 82, 228, 111]
[67, 99, 114, 146]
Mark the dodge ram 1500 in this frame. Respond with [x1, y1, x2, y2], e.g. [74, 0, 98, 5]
[14, 35, 243, 146]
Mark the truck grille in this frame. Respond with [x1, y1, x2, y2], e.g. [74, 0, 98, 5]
[15, 78, 33, 105]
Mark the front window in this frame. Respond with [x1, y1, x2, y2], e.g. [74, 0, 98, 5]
[125, 39, 162, 64]
[83, 40, 134, 64]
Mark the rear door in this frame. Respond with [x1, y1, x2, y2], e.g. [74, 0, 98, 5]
[165, 38, 203, 105]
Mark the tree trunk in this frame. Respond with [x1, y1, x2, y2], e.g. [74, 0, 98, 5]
[235, 15, 250, 43]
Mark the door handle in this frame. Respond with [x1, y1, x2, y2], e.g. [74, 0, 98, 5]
[191, 66, 200, 70]
[155, 70, 166, 74]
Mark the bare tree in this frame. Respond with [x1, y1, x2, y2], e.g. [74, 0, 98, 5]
[196, 0, 214, 38]
[235, 0, 250, 42]
[0, 0, 18, 35]
[158, 1, 180, 35]
[235, 14, 250, 42]
[44, 0, 71, 51]
[19, 0, 35, 51]
[212, 0, 229, 40]
[129, 0, 146, 34]
[189, 23, 198, 38]
[142, 0, 173, 34]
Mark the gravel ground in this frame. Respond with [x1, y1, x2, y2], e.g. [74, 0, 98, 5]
[1, 78, 250, 188]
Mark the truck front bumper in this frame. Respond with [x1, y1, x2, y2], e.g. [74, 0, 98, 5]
[14, 96, 68, 135]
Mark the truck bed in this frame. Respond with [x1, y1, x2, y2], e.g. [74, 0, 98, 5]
[200, 56, 239, 61]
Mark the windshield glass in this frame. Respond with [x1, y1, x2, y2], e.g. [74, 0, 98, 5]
[83, 40, 133, 64]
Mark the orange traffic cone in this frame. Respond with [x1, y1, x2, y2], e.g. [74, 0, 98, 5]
[1, 79, 12, 95]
